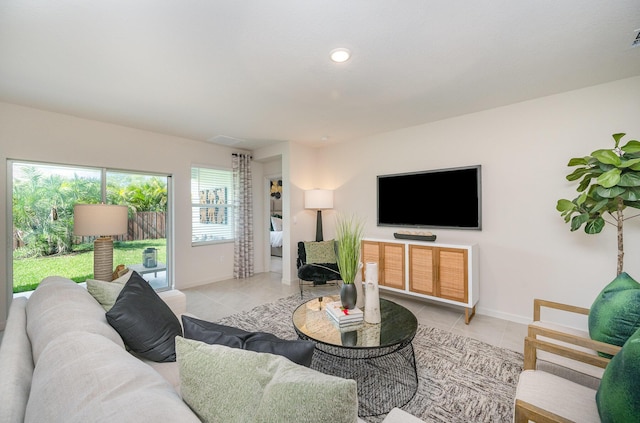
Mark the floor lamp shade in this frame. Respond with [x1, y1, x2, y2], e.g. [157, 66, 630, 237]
[74, 204, 128, 282]
[304, 190, 333, 242]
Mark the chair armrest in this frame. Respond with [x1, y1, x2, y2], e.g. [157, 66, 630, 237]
[524, 327, 621, 371]
[533, 298, 590, 321]
[527, 325, 620, 357]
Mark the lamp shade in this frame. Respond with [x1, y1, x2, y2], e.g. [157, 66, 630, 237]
[304, 189, 333, 210]
[73, 204, 128, 236]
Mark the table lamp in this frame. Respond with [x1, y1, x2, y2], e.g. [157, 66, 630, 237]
[304, 189, 333, 242]
[73, 204, 128, 281]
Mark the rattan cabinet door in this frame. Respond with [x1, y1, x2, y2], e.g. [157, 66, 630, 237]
[361, 240, 405, 289]
[437, 248, 468, 303]
[361, 240, 381, 282]
[408, 244, 435, 295]
[381, 242, 405, 289]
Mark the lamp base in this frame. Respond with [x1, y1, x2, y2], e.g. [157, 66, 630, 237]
[315, 210, 324, 242]
[93, 236, 114, 281]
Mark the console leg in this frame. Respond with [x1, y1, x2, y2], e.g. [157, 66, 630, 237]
[465, 306, 476, 324]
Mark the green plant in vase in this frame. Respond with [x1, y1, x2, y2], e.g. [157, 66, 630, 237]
[557, 133, 640, 275]
[335, 213, 365, 309]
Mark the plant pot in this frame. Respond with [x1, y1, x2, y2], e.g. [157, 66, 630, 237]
[354, 262, 364, 308]
[340, 283, 357, 310]
[341, 330, 358, 346]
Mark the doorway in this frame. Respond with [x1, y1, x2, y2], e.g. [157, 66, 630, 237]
[268, 177, 283, 274]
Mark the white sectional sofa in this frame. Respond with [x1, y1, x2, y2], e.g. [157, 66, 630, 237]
[0, 275, 422, 423]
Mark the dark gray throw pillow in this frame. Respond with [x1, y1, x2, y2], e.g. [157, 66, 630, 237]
[106, 272, 182, 362]
[181, 315, 315, 367]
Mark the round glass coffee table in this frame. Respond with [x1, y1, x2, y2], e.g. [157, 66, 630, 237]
[292, 295, 418, 417]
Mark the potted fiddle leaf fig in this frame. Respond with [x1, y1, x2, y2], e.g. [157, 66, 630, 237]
[335, 214, 365, 309]
[557, 133, 640, 275]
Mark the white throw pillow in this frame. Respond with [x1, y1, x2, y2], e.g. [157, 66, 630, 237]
[271, 216, 283, 231]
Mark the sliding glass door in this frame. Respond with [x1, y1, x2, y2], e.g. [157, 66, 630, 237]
[10, 160, 172, 293]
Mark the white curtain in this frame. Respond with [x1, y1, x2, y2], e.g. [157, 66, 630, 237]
[232, 153, 254, 278]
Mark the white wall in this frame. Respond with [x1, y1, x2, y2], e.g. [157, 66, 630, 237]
[0, 102, 269, 327]
[312, 76, 640, 324]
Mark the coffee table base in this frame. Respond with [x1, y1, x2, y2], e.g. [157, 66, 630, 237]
[300, 335, 418, 417]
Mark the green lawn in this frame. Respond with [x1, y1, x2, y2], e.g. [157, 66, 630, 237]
[13, 239, 167, 293]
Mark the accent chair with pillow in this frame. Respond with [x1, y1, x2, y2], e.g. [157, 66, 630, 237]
[514, 326, 640, 422]
[526, 272, 640, 389]
[296, 240, 341, 297]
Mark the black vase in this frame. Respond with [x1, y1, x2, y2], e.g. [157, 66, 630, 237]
[341, 330, 358, 346]
[340, 283, 357, 310]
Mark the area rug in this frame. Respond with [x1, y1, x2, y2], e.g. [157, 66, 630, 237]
[215, 294, 523, 423]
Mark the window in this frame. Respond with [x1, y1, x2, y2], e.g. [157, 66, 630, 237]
[10, 160, 172, 293]
[191, 166, 234, 245]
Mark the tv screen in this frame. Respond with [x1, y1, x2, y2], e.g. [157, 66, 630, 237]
[377, 165, 482, 230]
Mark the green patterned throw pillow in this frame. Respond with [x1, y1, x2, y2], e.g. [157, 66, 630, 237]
[596, 326, 640, 422]
[589, 272, 640, 357]
[304, 240, 336, 264]
[175, 337, 358, 423]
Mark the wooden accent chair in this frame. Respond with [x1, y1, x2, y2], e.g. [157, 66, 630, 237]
[526, 299, 622, 389]
[513, 299, 622, 422]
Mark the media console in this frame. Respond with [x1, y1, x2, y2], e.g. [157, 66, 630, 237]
[361, 238, 479, 324]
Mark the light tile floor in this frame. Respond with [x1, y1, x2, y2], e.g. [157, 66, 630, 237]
[0, 259, 527, 354]
[183, 263, 528, 354]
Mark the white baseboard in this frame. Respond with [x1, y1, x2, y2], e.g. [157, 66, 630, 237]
[476, 306, 531, 325]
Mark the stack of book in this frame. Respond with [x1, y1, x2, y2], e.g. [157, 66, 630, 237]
[325, 301, 364, 328]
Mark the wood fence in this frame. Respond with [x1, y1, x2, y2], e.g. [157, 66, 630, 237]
[118, 211, 166, 241]
[75, 211, 166, 244]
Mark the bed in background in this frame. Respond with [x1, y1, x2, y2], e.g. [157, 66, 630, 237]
[270, 214, 283, 257]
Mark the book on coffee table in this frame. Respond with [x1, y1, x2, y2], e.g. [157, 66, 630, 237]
[327, 315, 364, 331]
[325, 301, 363, 325]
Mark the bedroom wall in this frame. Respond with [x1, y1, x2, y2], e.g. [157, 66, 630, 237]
[309, 76, 640, 324]
[0, 102, 269, 328]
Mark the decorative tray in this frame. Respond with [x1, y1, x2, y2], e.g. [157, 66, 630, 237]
[393, 232, 437, 242]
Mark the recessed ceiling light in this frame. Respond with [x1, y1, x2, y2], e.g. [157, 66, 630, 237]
[330, 48, 351, 63]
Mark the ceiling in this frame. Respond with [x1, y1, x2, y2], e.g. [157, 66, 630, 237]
[1, 1, 639, 151]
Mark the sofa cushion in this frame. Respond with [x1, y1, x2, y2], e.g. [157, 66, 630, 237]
[86, 270, 132, 311]
[0, 297, 33, 423]
[175, 337, 358, 423]
[596, 326, 640, 422]
[304, 240, 337, 264]
[589, 272, 640, 357]
[182, 316, 315, 367]
[24, 331, 200, 423]
[106, 272, 182, 362]
[26, 276, 125, 364]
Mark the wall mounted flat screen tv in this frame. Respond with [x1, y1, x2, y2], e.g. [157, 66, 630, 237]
[377, 165, 482, 230]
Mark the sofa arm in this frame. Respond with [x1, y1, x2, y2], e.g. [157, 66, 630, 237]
[0, 297, 33, 423]
[158, 290, 187, 317]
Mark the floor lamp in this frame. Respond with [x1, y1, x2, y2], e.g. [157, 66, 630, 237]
[74, 204, 128, 282]
[304, 189, 334, 242]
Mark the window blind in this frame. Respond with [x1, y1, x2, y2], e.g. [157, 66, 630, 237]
[191, 166, 234, 244]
